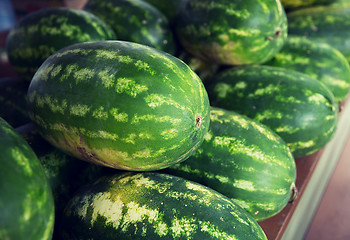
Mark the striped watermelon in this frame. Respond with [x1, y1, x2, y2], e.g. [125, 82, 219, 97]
[287, 5, 350, 63]
[5, 7, 116, 80]
[264, 36, 350, 104]
[59, 172, 268, 239]
[27, 40, 210, 171]
[174, 0, 288, 65]
[0, 117, 55, 240]
[163, 107, 297, 221]
[83, 0, 176, 54]
[207, 65, 338, 158]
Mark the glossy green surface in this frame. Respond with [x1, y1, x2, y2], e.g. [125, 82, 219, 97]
[265, 36, 350, 103]
[60, 172, 267, 239]
[27, 40, 210, 171]
[175, 0, 287, 65]
[208, 65, 338, 157]
[0, 118, 54, 240]
[84, 0, 176, 54]
[164, 107, 296, 221]
[288, 6, 350, 62]
[6, 7, 116, 80]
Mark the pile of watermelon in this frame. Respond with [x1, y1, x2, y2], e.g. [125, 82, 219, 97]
[1, 0, 349, 239]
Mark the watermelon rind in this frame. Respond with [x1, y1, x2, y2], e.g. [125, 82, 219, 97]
[83, 0, 176, 54]
[27, 40, 210, 171]
[6, 7, 116, 80]
[163, 107, 297, 221]
[207, 65, 339, 158]
[264, 36, 350, 103]
[0, 117, 55, 240]
[59, 172, 268, 239]
[174, 0, 288, 65]
[287, 5, 350, 63]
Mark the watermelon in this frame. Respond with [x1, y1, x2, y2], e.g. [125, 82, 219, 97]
[83, 0, 176, 54]
[27, 40, 210, 171]
[207, 65, 338, 158]
[174, 0, 288, 65]
[6, 7, 116, 80]
[287, 5, 350, 63]
[0, 117, 55, 240]
[59, 172, 268, 239]
[162, 107, 297, 221]
[280, 0, 337, 11]
[0, 77, 30, 127]
[264, 36, 350, 104]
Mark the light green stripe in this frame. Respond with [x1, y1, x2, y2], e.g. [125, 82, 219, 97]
[131, 114, 182, 125]
[254, 109, 284, 122]
[212, 135, 290, 168]
[115, 77, 148, 97]
[69, 104, 90, 116]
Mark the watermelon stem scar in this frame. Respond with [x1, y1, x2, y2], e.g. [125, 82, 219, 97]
[338, 100, 344, 113]
[196, 115, 203, 127]
[288, 182, 298, 203]
[266, 29, 282, 41]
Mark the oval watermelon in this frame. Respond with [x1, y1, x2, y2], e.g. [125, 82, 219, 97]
[163, 107, 297, 221]
[5, 7, 116, 80]
[59, 172, 268, 239]
[174, 0, 288, 65]
[27, 40, 210, 171]
[207, 65, 338, 158]
[0, 117, 55, 240]
[264, 36, 350, 103]
[83, 0, 176, 54]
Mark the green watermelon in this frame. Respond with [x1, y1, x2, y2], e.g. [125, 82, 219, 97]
[83, 0, 176, 54]
[163, 107, 297, 221]
[59, 172, 268, 239]
[287, 5, 350, 63]
[207, 65, 338, 158]
[280, 0, 337, 11]
[27, 40, 210, 171]
[174, 0, 288, 65]
[0, 77, 30, 127]
[264, 36, 350, 104]
[0, 117, 55, 240]
[6, 7, 116, 80]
